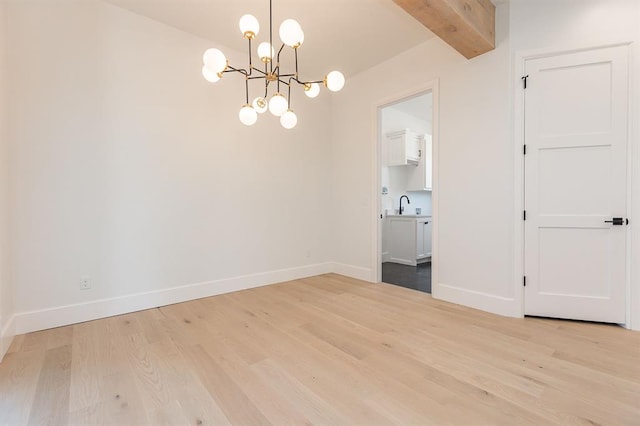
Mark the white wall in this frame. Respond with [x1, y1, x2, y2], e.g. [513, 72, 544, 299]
[0, 0, 15, 359]
[332, 0, 640, 325]
[7, 0, 333, 333]
[332, 2, 513, 310]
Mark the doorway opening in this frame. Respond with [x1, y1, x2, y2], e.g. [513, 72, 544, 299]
[377, 90, 434, 293]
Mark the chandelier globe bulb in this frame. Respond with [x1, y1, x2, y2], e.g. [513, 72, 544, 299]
[239, 104, 258, 126]
[279, 19, 304, 47]
[295, 30, 305, 48]
[257, 42, 275, 63]
[325, 70, 345, 92]
[202, 65, 221, 83]
[202, 48, 227, 74]
[268, 93, 288, 117]
[239, 14, 259, 39]
[304, 83, 320, 98]
[280, 109, 298, 129]
[252, 97, 268, 114]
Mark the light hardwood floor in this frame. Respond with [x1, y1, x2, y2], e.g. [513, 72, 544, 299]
[1, 273, 639, 425]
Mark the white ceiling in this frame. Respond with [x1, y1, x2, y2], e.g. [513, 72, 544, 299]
[388, 92, 432, 123]
[101, 0, 436, 77]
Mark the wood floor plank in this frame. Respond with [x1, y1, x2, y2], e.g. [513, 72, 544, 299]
[68, 402, 102, 425]
[45, 326, 74, 350]
[1, 274, 639, 425]
[27, 345, 72, 425]
[6, 334, 25, 354]
[68, 333, 102, 412]
[121, 332, 173, 412]
[147, 338, 232, 426]
[101, 370, 150, 424]
[180, 344, 271, 425]
[0, 349, 47, 425]
[198, 338, 313, 425]
[250, 357, 353, 425]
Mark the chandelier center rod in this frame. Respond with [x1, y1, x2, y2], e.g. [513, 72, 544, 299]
[269, 0, 273, 74]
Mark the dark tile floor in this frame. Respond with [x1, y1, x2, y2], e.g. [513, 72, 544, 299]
[382, 262, 431, 294]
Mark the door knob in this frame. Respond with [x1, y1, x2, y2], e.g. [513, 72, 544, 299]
[604, 217, 624, 225]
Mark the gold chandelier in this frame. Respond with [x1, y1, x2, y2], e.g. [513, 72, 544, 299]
[201, 0, 345, 129]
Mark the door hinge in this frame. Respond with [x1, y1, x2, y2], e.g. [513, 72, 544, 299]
[522, 75, 529, 89]
[523, 276, 526, 287]
[523, 144, 527, 155]
[523, 210, 527, 221]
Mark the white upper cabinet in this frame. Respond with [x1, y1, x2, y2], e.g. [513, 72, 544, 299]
[385, 129, 421, 166]
[407, 134, 433, 191]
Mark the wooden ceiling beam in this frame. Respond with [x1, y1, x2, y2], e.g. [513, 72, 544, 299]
[393, 0, 495, 59]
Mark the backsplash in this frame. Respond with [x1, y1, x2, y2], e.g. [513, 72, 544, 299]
[381, 181, 432, 216]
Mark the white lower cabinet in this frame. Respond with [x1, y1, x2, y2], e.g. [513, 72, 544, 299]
[389, 217, 416, 266]
[416, 219, 432, 260]
[388, 216, 432, 266]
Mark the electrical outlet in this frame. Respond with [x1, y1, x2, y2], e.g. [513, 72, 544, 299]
[305, 250, 311, 258]
[80, 276, 91, 290]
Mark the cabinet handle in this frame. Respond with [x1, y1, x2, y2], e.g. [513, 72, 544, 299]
[418, 149, 422, 158]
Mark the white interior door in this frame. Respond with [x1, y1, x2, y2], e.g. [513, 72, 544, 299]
[524, 45, 629, 323]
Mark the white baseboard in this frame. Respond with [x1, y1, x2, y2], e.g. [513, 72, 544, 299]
[433, 282, 522, 318]
[14, 262, 334, 335]
[331, 263, 375, 282]
[14, 263, 524, 337]
[0, 314, 16, 362]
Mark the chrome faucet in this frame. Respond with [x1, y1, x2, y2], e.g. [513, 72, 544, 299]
[399, 195, 410, 215]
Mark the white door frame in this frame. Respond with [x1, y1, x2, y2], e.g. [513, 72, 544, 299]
[372, 80, 440, 291]
[513, 42, 634, 328]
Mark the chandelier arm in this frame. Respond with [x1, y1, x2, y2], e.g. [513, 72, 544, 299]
[247, 38, 253, 76]
[289, 77, 323, 88]
[250, 67, 268, 76]
[287, 76, 297, 108]
[291, 48, 323, 86]
[276, 43, 285, 70]
[225, 65, 248, 76]
[245, 76, 249, 104]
